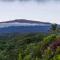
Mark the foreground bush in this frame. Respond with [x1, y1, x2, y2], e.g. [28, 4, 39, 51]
[0, 33, 60, 60]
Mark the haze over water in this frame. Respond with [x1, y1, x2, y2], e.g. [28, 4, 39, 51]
[0, 0, 60, 24]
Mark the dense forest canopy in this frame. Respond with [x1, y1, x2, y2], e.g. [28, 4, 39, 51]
[0, 26, 60, 60]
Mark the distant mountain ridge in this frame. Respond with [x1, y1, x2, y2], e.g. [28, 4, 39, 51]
[0, 19, 50, 24]
[0, 19, 51, 34]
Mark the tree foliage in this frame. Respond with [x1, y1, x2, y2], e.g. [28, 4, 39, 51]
[0, 32, 59, 60]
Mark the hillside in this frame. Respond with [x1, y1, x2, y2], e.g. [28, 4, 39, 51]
[0, 33, 60, 60]
[0, 19, 60, 60]
[0, 19, 51, 34]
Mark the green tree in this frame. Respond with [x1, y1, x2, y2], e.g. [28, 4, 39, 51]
[24, 54, 31, 60]
[50, 24, 57, 33]
[18, 49, 23, 60]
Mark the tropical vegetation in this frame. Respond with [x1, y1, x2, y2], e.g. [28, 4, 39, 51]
[0, 24, 60, 60]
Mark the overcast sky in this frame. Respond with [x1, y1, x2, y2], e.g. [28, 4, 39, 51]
[0, 0, 60, 24]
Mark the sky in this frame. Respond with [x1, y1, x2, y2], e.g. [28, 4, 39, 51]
[0, 0, 60, 24]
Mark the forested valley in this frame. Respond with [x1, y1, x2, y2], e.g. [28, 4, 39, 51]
[0, 24, 60, 60]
